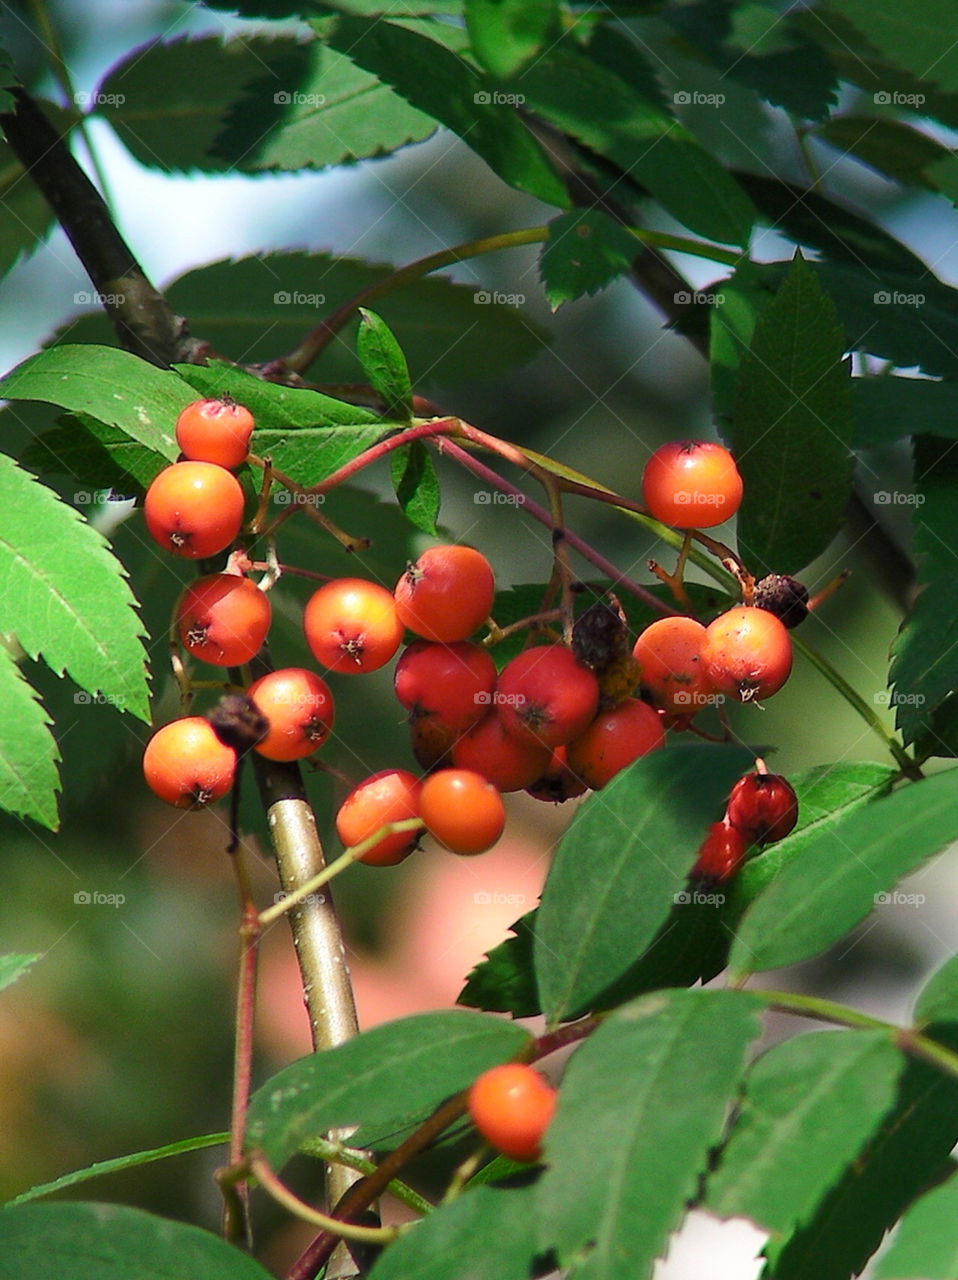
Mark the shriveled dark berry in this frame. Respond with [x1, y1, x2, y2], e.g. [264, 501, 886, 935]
[207, 692, 270, 755]
[753, 574, 809, 629]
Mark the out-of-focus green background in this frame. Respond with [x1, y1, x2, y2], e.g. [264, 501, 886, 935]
[0, 1, 952, 1272]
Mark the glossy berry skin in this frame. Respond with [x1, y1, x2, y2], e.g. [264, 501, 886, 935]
[177, 574, 271, 667]
[142, 717, 237, 808]
[690, 821, 750, 884]
[632, 616, 712, 715]
[144, 461, 245, 559]
[394, 640, 497, 732]
[304, 578, 404, 674]
[496, 646, 600, 750]
[175, 397, 255, 470]
[565, 697, 665, 790]
[727, 771, 798, 845]
[468, 1063, 556, 1163]
[701, 607, 793, 703]
[394, 545, 495, 643]
[642, 440, 743, 529]
[248, 668, 335, 761]
[525, 746, 589, 803]
[452, 711, 552, 792]
[335, 769, 423, 866]
[419, 768, 506, 855]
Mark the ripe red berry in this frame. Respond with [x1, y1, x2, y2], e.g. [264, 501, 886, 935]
[690, 821, 750, 883]
[419, 768, 506, 855]
[642, 440, 743, 529]
[144, 461, 245, 559]
[409, 717, 458, 772]
[496, 645, 600, 750]
[394, 545, 495, 643]
[468, 1063, 556, 1163]
[176, 573, 271, 667]
[175, 397, 255, 470]
[452, 711, 552, 792]
[247, 668, 335, 761]
[726, 769, 798, 845]
[632, 616, 713, 715]
[701, 606, 793, 703]
[304, 578, 404, 674]
[142, 716, 237, 808]
[525, 746, 589, 803]
[394, 640, 497, 732]
[335, 769, 423, 866]
[564, 697, 665, 790]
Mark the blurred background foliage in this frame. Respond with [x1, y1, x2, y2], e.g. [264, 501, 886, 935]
[0, 0, 953, 1263]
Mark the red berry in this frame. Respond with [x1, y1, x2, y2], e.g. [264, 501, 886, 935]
[452, 711, 551, 792]
[409, 717, 458, 772]
[335, 769, 423, 866]
[394, 545, 495, 643]
[525, 746, 589, 803]
[690, 821, 750, 883]
[144, 461, 245, 559]
[142, 717, 237, 808]
[496, 645, 599, 750]
[419, 768, 506, 855]
[394, 640, 497, 732]
[632, 616, 713, 715]
[176, 573, 271, 667]
[701, 606, 793, 703]
[726, 770, 798, 845]
[468, 1063, 556, 1163]
[248, 668, 335, 761]
[642, 440, 743, 529]
[175, 397, 254, 470]
[564, 697, 665, 790]
[304, 578, 404, 674]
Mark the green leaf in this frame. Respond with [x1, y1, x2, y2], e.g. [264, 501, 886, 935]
[534, 743, 753, 1023]
[7, 1132, 228, 1207]
[357, 309, 413, 421]
[710, 262, 777, 424]
[465, 0, 558, 79]
[873, 1173, 958, 1279]
[0, 453, 149, 719]
[727, 253, 853, 576]
[0, 644, 59, 828]
[0, 1202, 274, 1278]
[458, 911, 539, 1016]
[322, 15, 569, 207]
[853, 376, 958, 448]
[827, 0, 958, 95]
[538, 989, 763, 1280]
[539, 209, 638, 310]
[245, 1010, 530, 1170]
[707, 1030, 903, 1237]
[728, 768, 958, 978]
[768, 1025, 958, 1280]
[20, 413, 165, 495]
[173, 360, 381, 428]
[0, 118, 58, 278]
[514, 45, 755, 246]
[0, 953, 38, 996]
[915, 954, 958, 1027]
[816, 116, 950, 189]
[163, 254, 549, 388]
[889, 573, 958, 750]
[0, 345, 188, 460]
[391, 441, 440, 535]
[368, 1181, 538, 1280]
